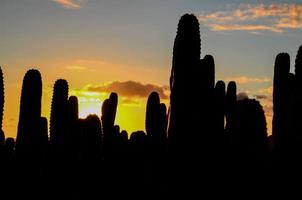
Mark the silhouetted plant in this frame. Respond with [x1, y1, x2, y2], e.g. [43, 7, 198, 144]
[81, 114, 102, 161]
[234, 98, 268, 154]
[50, 79, 69, 153]
[67, 96, 80, 159]
[102, 92, 118, 158]
[168, 14, 203, 155]
[0, 67, 4, 145]
[146, 92, 167, 147]
[214, 81, 226, 139]
[272, 53, 291, 152]
[225, 81, 237, 136]
[16, 69, 42, 158]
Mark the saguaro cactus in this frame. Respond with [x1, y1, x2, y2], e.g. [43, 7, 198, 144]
[102, 92, 118, 158]
[146, 92, 164, 138]
[0, 67, 4, 145]
[235, 99, 268, 154]
[291, 45, 302, 152]
[168, 14, 202, 154]
[225, 81, 237, 135]
[50, 79, 69, 152]
[16, 69, 42, 158]
[81, 114, 102, 161]
[272, 53, 291, 152]
[102, 92, 118, 133]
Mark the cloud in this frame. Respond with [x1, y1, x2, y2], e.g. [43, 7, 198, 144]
[198, 3, 302, 33]
[254, 94, 268, 100]
[226, 76, 271, 84]
[52, 0, 82, 9]
[65, 65, 87, 71]
[209, 24, 283, 33]
[87, 81, 168, 99]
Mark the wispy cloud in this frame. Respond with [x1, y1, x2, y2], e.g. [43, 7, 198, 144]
[199, 3, 302, 33]
[52, 0, 82, 9]
[87, 81, 169, 99]
[226, 76, 271, 84]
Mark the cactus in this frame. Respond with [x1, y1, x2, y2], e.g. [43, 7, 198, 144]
[214, 81, 226, 134]
[0, 67, 4, 145]
[102, 92, 118, 158]
[202, 55, 215, 94]
[16, 69, 42, 158]
[235, 99, 268, 154]
[67, 96, 80, 159]
[225, 81, 237, 135]
[68, 96, 79, 123]
[102, 92, 118, 133]
[168, 14, 202, 154]
[50, 79, 69, 153]
[272, 53, 291, 152]
[295, 45, 302, 79]
[291, 45, 302, 152]
[81, 114, 102, 161]
[146, 91, 167, 155]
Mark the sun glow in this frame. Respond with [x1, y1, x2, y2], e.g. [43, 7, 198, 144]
[79, 100, 102, 119]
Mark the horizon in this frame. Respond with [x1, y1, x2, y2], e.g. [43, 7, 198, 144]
[1, 0, 302, 138]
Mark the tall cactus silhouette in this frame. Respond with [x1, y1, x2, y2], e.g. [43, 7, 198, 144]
[168, 14, 204, 155]
[0, 67, 4, 145]
[291, 45, 302, 152]
[50, 79, 69, 153]
[272, 53, 291, 152]
[16, 69, 43, 158]
[102, 92, 118, 158]
[214, 81, 225, 136]
[225, 81, 237, 136]
[67, 96, 81, 159]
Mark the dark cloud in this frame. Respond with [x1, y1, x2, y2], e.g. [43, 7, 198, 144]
[88, 81, 168, 99]
[254, 94, 268, 100]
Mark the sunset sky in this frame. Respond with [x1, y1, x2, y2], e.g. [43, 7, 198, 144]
[1, 0, 302, 138]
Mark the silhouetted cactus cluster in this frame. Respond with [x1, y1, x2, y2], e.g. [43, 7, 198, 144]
[273, 45, 302, 154]
[1, 13, 302, 198]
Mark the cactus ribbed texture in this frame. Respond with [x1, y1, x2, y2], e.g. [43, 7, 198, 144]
[168, 14, 203, 155]
[16, 69, 42, 158]
[50, 79, 69, 152]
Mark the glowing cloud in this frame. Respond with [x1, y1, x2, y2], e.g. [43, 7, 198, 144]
[199, 3, 302, 33]
[226, 76, 271, 84]
[87, 81, 168, 99]
[52, 0, 82, 9]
